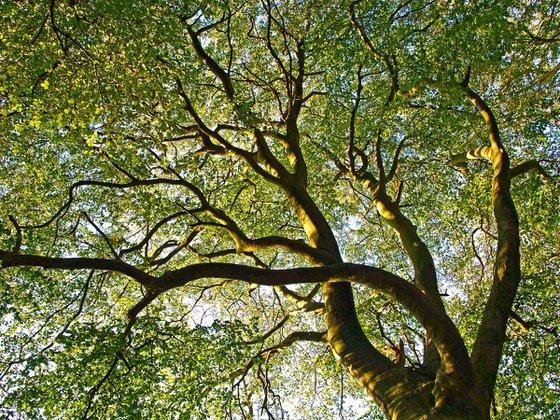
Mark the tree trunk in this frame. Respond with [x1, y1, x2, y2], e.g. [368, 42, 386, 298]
[366, 372, 489, 420]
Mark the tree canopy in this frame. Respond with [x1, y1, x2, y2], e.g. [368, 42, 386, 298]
[1, 0, 559, 418]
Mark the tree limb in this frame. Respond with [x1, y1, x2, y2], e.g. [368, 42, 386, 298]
[185, 23, 234, 99]
[175, 77, 285, 186]
[348, 136, 446, 367]
[274, 285, 324, 313]
[157, 262, 472, 384]
[511, 159, 550, 180]
[350, 2, 399, 103]
[386, 137, 407, 183]
[0, 248, 472, 387]
[0, 251, 157, 289]
[461, 85, 521, 403]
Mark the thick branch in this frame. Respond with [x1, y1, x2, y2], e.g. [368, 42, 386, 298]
[462, 86, 521, 402]
[159, 262, 474, 388]
[0, 249, 479, 408]
[451, 146, 493, 175]
[375, 193, 446, 344]
[0, 245, 469, 383]
[253, 129, 292, 179]
[349, 144, 446, 367]
[184, 184, 330, 265]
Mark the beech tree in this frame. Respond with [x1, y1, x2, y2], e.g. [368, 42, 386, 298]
[1, 1, 559, 418]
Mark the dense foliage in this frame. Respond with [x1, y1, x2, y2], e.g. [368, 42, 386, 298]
[1, 0, 558, 418]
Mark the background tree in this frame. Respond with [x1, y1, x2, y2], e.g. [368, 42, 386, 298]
[1, 0, 558, 418]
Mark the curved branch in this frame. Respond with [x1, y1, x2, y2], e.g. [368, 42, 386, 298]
[345, 102, 445, 368]
[0, 251, 157, 289]
[263, 0, 292, 102]
[253, 129, 292, 179]
[451, 146, 493, 174]
[511, 159, 550, 180]
[21, 177, 207, 230]
[347, 129, 445, 369]
[462, 85, 521, 402]
[230, 329, 326, 383]
[350, 2, 399, 103]
[158, 262, 474, 389]
[0, 246, 470, 386]
[183, 184, 331, 264]
[274, 285, 324, 313]
[241, 235, 331, 265]
[125, 291, 161, 336]
[0, 247, 479, 406]
[285, 41, 308, 185]
[175, 78, 284, 186]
